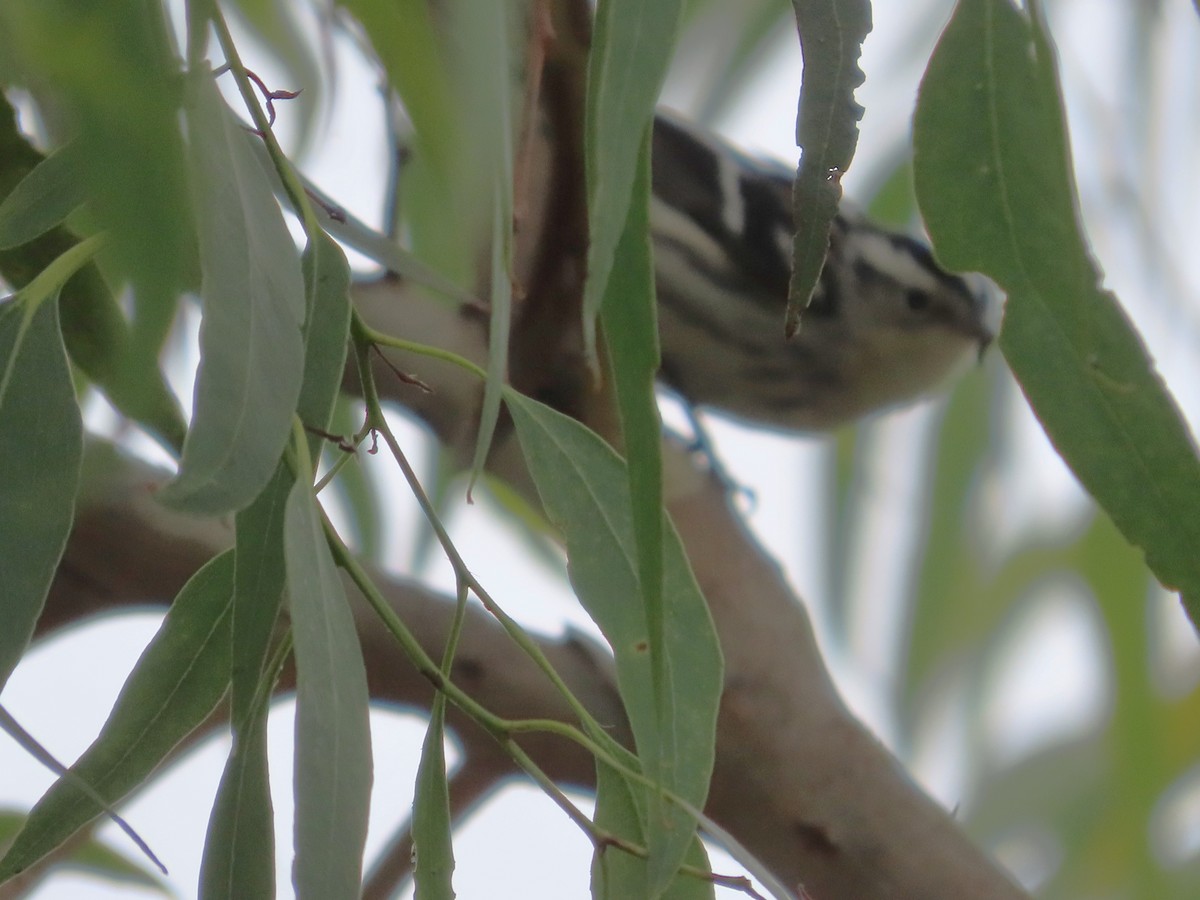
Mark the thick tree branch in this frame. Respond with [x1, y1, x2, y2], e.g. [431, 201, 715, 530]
[46, 418, 1026, 899]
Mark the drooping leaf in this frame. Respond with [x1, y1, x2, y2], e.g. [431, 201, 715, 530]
[159, 70, 305, 514]
[0, 138, 88, 250]
[246, 137, 479, 308]
[591, 751, 715, 900]
[913, 0, 1200, 628]
[411, 701, 454, 899]
[784, 0, 871, 336]
[0, 811, 169, 894]
[0, 551, 235, 880]
[337, 0, 458, 185]
[199, 707, 276, 900]
[0, 1, 196, 300]
[597, 135, 675, 890]
[453, 0, 515, 501]
[0, 291, 82, 689]
[601, 137, 663, 642]
[231, 464, 292, 724]
[505, 391, 722, 899]
[583, 0, 685, 366]
[0, 97, 187, 454]
[298, 229, 352, 459]
[284, 479, 372, 900]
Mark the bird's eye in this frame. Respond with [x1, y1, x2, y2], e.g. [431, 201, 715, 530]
[904, 289, 930, 312]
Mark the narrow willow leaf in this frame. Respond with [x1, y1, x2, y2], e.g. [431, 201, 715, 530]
[246, 137, 478, 307]
[459, 0, 514, 501]
[411, 701, 454, 899]
[600, 137, 664, 637]
[0, 812, 168, 894]
[0, 551, 235, 881]
[0, 292, 82, 689]
[325, 394, 385, 562]
[338, 0, 457, 183]
[0, 96, 187, 454]
[284, 480, 372, 900]
[597, 137, 673, 889]
[913, 0, 1200, 626]
[784, 0, 871, 336]
[0, 705, 164, 876]
[591, 747, 714, 900]
[160, 70, 305, 514]
[583, 0, 684, 365]
[203, 469, 295, 899]
[232, 464, 292, 723]
[505, 391, 722, 899]
[592, 756, 652, 897]
[0, 1, 195, 300]
[298, 229, 352, 459]
[0, 138, 87, 250]
[199, 709, 275, 900]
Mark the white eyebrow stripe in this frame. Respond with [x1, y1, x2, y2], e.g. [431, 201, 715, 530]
[849, 231, 943, 290]
[717, 153, 746, 238]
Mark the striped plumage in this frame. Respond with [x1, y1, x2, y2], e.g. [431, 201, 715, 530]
[650, 113, 992, 431]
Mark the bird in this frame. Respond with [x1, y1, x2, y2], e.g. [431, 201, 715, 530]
[649, 112, 993, 433]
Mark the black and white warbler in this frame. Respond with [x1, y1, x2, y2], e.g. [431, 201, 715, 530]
[650, 113, 993, 432]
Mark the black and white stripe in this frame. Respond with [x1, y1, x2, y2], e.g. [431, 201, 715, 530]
[648, 112, 992, 431]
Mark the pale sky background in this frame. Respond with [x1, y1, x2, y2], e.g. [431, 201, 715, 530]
[3, 0, 1200, 897]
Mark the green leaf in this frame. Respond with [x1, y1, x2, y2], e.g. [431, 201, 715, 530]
[232, 464, 292, 724]
[412, 703, 454, 899]
[199, 708, 276, 900]
[455, 0, 515, 501]
[200, 466, 295, 900]
[324, 394, 385, 562]
[784, 0, 871, 335]
[505, 391, 722, 899]
[298, 229, 352, 459]
[0, 1, 196, 300]
[583, 0, 685, 365]
[591, 752, 715, 900]
[246, 137, 479, 308]
[0, 551, 235, 880]
[913, 0, 1200, 627]
[159, 70, 305, 514]
[597, 136, 676, 890]
[0, 811, 169, 894]
[284, 479, 372, 900]
[0, 292, 82, 689]
[337, 0, 458, 185]
[0, 138, 87, 250]
[600, 138, 663, 639]
[0, 96, 186, 454]
[592, 751, 653, 896]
